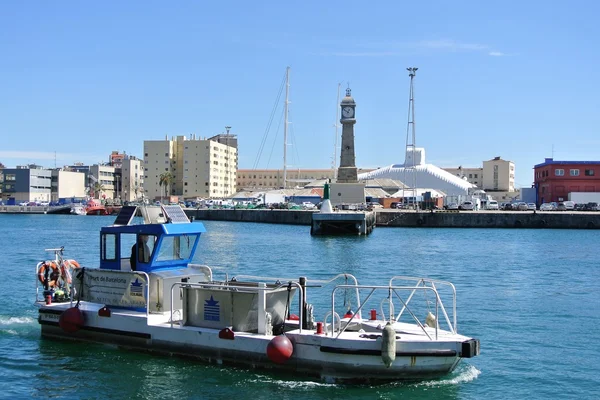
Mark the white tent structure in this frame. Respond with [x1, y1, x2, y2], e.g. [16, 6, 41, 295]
[358, 147, 475, 197]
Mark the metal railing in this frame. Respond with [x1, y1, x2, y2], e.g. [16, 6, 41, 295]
[331, 284, 452, 340]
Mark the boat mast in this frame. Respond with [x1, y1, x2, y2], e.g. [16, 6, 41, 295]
[283, 66, 290, 189]
[332, 83, 341, 181]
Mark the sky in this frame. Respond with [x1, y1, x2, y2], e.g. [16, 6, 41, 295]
[1, 1, 599, 188]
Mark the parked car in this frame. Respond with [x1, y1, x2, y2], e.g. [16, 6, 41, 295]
[556, 202, 567, 211]
[517, 202, 529, 211]
[459, 201, 474, 210]
[367, 202, 383, 210]
[302, 202, 316, 210]
[574, 203, 586, 211]
[486, 200, 499, 210]
[563, 201, 575, 210]
[446, 203, 459, 210]
[540, 203, 555, 211]
[527, 203, 536, 211]
[503, 203, 515, 211]
[584, 202, 599, 211]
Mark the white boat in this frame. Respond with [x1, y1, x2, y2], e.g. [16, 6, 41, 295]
[70, 204, 86, 215]
[35, 205, 479, 383]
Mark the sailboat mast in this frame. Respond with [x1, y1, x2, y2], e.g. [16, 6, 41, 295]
[332, 83, 341, 180]
[283, 66, 290, 189]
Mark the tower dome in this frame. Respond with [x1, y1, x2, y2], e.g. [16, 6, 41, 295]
[341, 88, 355, 104]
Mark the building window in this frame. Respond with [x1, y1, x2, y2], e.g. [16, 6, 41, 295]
[570, 169, 580, 176]
[555, 169, 564, 176]
[585, 169, 595, 176]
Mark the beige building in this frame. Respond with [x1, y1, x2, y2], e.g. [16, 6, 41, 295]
[442, 167, 483, 188]
[237, 168, 375, 190]
[51, 170, 86, 201]
[144, 134, 237, 200]
[483, 156, 515, 192]
[442, 157, 515, 192]
[121, 157, 143, 202]
[89, 164, 116, 199]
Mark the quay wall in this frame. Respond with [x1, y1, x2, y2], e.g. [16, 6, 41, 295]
[185, 209, 600, 229]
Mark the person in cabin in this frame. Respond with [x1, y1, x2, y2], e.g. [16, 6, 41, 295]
[130, 234, 151, 270]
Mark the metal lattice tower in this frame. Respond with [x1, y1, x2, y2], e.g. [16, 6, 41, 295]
[404, 67, 418, 209]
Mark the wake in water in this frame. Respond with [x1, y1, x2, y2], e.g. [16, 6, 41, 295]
[0, 315, 38, 337]
[412, 364, 481, 387]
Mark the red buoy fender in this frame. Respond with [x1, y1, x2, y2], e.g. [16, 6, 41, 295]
[266, 335, 294, 364]
[59, 307, 84, 333]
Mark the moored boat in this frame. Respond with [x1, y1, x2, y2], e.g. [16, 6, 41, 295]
[85, 200, 109, 215]
[35, 205, 479, 383]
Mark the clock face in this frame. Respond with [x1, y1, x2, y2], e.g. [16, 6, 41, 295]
[342, 106, 354, 118]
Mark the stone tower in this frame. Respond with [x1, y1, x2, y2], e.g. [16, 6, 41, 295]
[337, 88, 358, 183]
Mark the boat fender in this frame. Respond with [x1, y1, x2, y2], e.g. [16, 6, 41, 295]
[416, 218, 424, 226]
[267, 335, 294, 364]
[587, 221, 595, 229]
[381, 322, 396, 368]
[514, 220, 523, 228]
[538, 219, 547, 228]
[59, 307, 84, 333]
[218, 328, 235, 340]
[425, 312, 437, 328]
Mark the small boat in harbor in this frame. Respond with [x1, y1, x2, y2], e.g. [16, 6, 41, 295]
[85, 200, 109, 215]
[35, 205, 479, 383]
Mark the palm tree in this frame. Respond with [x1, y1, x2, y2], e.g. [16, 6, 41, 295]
[159, 172, 174, 204]
[93, 182, 105, 200]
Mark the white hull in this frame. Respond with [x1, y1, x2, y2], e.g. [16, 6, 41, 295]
[38, 300, 476, 382]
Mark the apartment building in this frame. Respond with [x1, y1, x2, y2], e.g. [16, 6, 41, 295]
[442, 157, 515, 192]
[144, 134, 237, 200]
[120, 156, 143, 202]
[483, 157, 515, 192]
[442, 167, 483, 188]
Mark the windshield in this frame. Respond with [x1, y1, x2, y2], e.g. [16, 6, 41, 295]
[155, 234, 198, 262]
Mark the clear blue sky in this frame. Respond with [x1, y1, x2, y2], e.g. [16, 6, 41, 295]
[1, 1, 599, 188]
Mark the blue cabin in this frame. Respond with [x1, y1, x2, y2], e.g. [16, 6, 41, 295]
[99, 205, 206, 273]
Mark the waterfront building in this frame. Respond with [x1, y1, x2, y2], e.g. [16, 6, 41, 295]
[534, 157, 600, 204]
[89, 164, 116, 200]
[144, 133, 237, 200]
[441, 166, 483, 188]
[120, 156, 143, 202]
[483, 156, 515, 192]
[50, 170, 86, 201]
[1, 165, 51, 204]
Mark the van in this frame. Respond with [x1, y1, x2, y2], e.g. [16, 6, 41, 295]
[486, 200, 499, 210]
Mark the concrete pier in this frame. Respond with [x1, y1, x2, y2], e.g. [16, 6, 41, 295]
[184, 209, 600, 229]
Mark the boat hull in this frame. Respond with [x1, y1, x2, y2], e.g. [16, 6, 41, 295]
[38, 302, 475, 383]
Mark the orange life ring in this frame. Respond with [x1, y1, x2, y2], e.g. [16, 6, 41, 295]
[60, 259, 80, 284]
[37, 261, 60, 287]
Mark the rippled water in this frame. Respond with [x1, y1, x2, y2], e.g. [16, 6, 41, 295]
[1, 214, 599, 399]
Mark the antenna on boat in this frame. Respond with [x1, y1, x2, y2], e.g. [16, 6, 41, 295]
[283, 66, 290, 189]
[404, 67, 419, 211]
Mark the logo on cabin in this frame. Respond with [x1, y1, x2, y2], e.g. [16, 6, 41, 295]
[130, 278, 144, 297]
[204, 295, 220, 321]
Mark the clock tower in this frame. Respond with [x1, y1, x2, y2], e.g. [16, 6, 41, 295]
[337, 88, 358, 183]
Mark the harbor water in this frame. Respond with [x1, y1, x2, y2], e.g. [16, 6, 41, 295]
[1, 214, 599, 399]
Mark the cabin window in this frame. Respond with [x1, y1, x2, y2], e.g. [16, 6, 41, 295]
[155, 234, 198, 262]
[102, 234, 117, 261]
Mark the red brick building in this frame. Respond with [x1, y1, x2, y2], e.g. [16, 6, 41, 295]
[534, 158, 600, 204]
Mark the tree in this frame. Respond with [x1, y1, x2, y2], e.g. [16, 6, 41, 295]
[93, 182, 105, 199]
[159, 172, 174, 204]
